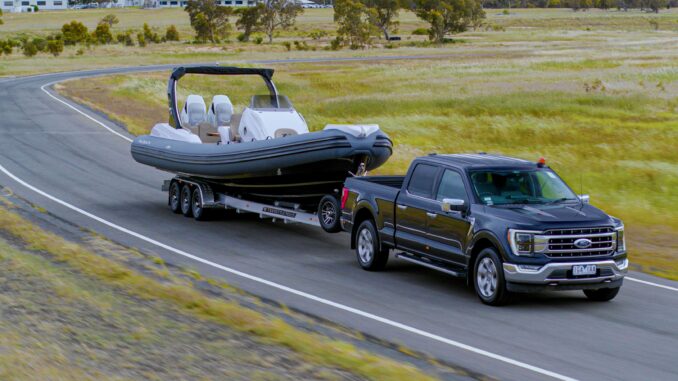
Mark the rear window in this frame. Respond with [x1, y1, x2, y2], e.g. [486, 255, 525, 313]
[407, 164, 438, 198]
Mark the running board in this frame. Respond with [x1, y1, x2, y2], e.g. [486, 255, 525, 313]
[395, 253, 466, 277]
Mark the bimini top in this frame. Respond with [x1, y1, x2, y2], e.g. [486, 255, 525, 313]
[168, 66, 277, 129]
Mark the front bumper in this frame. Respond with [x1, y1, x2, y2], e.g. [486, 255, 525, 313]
[503, 259, 628, 292]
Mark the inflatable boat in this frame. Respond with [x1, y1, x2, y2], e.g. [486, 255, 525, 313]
[130, 66, 392, 211]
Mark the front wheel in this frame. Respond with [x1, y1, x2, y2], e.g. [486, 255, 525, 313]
[318, 195, 342, 233]
[355, 219, 389, 271]
[474, 248, 512, 306]
[584, 287, 620, 302]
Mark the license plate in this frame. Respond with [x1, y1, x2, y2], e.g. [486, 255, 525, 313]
[572, 264, 597, 276]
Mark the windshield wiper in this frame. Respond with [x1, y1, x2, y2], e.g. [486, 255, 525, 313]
[544, 197, 573, 205]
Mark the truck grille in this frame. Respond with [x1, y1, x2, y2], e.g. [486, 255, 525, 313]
[542, 227, 615, 259]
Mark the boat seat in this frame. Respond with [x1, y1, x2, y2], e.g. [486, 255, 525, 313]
[208, 95, 234, 128]
[275, 128, 298, 138]
[180, 94, 207, 128]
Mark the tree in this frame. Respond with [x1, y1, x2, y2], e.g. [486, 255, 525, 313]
[259, 0, 303, 43]
[0, 9, 4, 26]
[143, 23, 161, 43]
[165, 25, 180, 41]
[47, 39, 64, 56]
[22, 41, 38, 57]
[236, 3, 264, 42]
[413, 0, 485, 43]
[62, 21, 89, 45]
[334, 0, 374, 49]
[364, 0, 400, 40]
[185, 0, 233, 43]
[100, 14, 120, 27]
[93, 23, 113, 44]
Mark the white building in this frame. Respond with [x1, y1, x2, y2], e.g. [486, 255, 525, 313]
[1, 0, 67, 12]
[156, 0, 259, 7]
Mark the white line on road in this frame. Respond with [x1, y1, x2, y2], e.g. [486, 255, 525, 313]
[39, 76, 678, 295]
[0, 162, 577, 381]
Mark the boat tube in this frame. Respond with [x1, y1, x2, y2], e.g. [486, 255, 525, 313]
[131, 66, 393, 210]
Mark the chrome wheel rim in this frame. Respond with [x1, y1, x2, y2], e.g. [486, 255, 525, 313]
[321, 201, 336, 226]
[192, 192, 202, 216]
[357, 228, 374, 264]
[182, 188, 191, 212]
[477, 257, 498, 298]
[170, 186, 179, 209]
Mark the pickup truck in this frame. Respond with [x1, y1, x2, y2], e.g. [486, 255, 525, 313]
[340, 153, 628, 305]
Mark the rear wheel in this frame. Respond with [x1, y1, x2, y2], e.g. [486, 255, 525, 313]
[180, 184, 193, 217]
[191, 188, 209, 221]
[355, 219, 389, 271]
[474, 248, 512, 306]
[169, 182, 181, 214]
[318, 195, 342, 233]
[584, 287, 620, 302]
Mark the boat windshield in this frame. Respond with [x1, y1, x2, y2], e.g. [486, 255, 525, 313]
[250, 95, 294, 110]
[469, 169, 578, 205]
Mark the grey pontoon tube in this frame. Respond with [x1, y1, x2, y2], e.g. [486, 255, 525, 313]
[167, 66, 278, 129]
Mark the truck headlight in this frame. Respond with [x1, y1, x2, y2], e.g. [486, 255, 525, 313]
[615, 226, 625, 253]
[508, 229, 545, 256]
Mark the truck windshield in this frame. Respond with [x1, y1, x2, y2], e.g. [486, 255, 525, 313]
[469, 169, 577, 205]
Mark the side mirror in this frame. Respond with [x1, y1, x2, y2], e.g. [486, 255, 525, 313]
[578, 194, 590, 204]
[442, 198, 466, 213]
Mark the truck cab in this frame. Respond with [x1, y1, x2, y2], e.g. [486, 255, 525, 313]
[341, 153, 628, 305]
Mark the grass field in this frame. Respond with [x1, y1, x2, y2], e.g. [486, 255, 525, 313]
[0, 195, 453, 381]
[52, 8, 678, 280]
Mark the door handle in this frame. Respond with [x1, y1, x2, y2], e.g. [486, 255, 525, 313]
[397, 205, 408, 210]
[426, 212, 437, 219]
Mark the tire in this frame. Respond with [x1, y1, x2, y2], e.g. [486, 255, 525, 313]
[180, 184, 193, 217]
[583, 287, 620, 302]
[168, 181, 181, 214]
[355, 219, 389, 271]
[318, 195, 342, 233]
[191, 187, 210, 221]
[474, 247, 512, 306]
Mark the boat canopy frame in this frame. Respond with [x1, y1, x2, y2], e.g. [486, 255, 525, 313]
[167, 66, 278, 129]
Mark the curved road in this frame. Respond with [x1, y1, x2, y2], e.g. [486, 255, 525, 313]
[1, 64, 677, 381]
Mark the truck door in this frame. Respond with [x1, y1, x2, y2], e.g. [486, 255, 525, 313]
[427, 169, 471, 265]
[395, 163, 440, 255]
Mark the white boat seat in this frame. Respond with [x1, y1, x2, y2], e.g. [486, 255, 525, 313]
[208, 95, 234, 128]
[274, 128, 298, 138]
[180, 95, 207, 127]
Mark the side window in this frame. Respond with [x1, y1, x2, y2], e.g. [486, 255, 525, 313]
[436, 170, 468, 202]
[407, 164, 438, 198]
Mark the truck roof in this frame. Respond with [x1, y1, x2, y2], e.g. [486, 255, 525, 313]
[423, 153, 539, 170]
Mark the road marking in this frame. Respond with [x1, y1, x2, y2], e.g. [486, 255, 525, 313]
[40, 82, 134, 143]
[626, 277, 678, 292]
[0, 163, 576, 381]
[38, 74, 678, 296]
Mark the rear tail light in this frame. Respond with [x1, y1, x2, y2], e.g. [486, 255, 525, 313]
[340, 188, 350, 209]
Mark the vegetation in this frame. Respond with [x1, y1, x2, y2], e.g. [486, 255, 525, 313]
[100, 14, 120, 28]
[61, 20, 89, 45]
[365, 0, 401, 40]
[236, 3, 265, 42]
[165, 24, 180, 41]
[259, 0, 303, 43]
[185, 0, 233, 43]
[335, 0, 375, 49]
[413, 0, 485, 42]
[0, 202, 442, 381]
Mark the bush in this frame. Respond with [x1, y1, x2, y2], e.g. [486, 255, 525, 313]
[76, 48, 84, 56]
[293, 40, 309, 51]
[32, 37, 47, 52]
[411, 28, 428, 35]
[22, 41, 38, 57]
[117, 31, 134, 46]
[282, 41, 291, 51]
[308, 30, 328, 40]
[143, 23, 161, 43]
[93, 23, 113, 44]
[137, 33, 146, 47]
[62, 21, 89, 45]
[254, 36, 263, 44]
[165, 25, 180, 41]
[47, 39, 64, 57]
[330, 37, 342, 51]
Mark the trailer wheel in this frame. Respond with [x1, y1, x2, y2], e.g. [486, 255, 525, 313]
[169, 181, 181, 214]
[318, 195, 342, 233]
[191, 188, 209, 221]
[180, 184, 193, 217]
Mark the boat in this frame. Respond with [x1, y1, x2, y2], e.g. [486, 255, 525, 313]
[130, 66, 392, 227]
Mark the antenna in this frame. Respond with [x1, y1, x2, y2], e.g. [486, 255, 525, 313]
[580, 173, 583, 196]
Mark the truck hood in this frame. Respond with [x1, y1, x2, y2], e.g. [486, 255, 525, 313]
[485, 203, 613, 226]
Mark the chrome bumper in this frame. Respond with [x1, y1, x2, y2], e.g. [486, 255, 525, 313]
[503, 259, 628, 285]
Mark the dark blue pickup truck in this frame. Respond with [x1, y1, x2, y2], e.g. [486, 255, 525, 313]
[340, 153, 628, 305]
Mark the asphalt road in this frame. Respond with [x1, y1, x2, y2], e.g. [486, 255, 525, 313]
[1, 64, 677, 381]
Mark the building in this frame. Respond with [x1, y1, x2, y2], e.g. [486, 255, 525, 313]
[1, 0, 67, 12]
[156, 0, 260, 7]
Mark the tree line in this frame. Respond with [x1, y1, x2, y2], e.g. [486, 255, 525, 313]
[480, 0, 674, 12]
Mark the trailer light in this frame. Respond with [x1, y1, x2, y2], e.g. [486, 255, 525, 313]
[341, 188, 350, 209]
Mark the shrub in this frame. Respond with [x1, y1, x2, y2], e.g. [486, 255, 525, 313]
[116, 31, 135, 46]
[411, 28, 428, 35]
[283, 41, 291, 51]
[100, 14, 119, 27]
[308, 30, 328, 40]
[254, 36, 263, 44]
[62, 21, 89, 45]
[143, 23, 161, 43]
[32, 37, 47, 52]
[22, 41, 38, 57]
[47, 39, 64, 57]
[293, 40, 309, 51]
[165, 25, 180, 41]
[76, 48, 84, 56]
[137, 33, 146, 47]
[93, 23, 113, 44]
[330, 37, 342, 51]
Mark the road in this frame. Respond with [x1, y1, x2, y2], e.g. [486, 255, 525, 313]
[1, 64, 677, 381]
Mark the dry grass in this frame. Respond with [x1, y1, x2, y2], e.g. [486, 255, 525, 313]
[0, 203, 439, 381]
